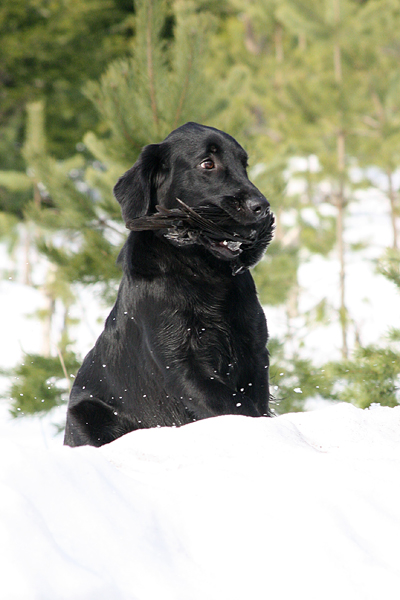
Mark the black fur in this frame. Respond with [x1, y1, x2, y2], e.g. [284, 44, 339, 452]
[64, 123, 274, 447]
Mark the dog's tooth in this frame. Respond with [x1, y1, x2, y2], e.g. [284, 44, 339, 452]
[226, 241, 242, 251]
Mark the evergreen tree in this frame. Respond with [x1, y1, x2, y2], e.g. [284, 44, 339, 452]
[0, 0, 135, 158]
[0, 101, 82, 416]
[318, 248, 400, 410]
[0, 0, 136, 285]
[327, 344, 400, 408]
[8, 352, 81, 417]
[268, 338, 334, 414]
[274, 0, 370, 358]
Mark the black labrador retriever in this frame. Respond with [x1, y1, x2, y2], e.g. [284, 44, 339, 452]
[64, 122, 274, 447]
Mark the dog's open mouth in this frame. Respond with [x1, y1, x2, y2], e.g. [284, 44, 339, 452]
[201, 237, 243, 259]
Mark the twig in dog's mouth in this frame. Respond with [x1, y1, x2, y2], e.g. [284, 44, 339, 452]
[125, 198, 255, 247]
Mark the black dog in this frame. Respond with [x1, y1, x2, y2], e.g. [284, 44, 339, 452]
[64, 123, 274, 447]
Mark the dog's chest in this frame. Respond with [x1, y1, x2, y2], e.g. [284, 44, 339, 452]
[181, 275, 258, 358]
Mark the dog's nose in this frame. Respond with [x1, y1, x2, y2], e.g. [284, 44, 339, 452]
[246, 197, 269, 218]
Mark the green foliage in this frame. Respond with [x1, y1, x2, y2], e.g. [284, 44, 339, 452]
[0, 0, 135, 158]
[376, 249, 400, 289]
[388, 328, 400, 343]
[326, 345, 400, 409]
[253, 242, 298, 306]
[0, 171, 31, 192]
[318, 240, 400, 410]
[84, 0, 225, 167]
[271, 340, 400, 413]
[299, 213, 336, 256]
[37, 230, 122, 288]
[268, 338, 334, 414]
[8, 352, 81, 417]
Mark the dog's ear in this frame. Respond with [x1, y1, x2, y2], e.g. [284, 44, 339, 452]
[113, 143, 166, 222]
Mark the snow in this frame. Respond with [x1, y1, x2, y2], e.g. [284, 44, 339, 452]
[1, 403, 400, 600]
[0, 280, 44, 370]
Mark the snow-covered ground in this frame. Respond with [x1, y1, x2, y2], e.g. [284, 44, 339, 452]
[1, 403, 399, 600]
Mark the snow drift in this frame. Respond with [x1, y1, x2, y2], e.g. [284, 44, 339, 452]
[1, 403, 400, 600]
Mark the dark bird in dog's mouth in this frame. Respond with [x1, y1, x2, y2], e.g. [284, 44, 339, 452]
[126, 198, 275, 272]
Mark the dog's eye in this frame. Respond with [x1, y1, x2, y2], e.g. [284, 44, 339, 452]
[200, 159, 215, 170]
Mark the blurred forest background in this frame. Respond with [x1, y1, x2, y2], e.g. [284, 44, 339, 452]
[0, 0, 399, 420]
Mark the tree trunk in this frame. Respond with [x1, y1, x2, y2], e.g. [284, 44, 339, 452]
[23, 226, 33, 287]
[241, 14, 262, 55]
[336, 131, 348, 359]
[298, 33, 306, 51]
[387, 170, 398, 249]
[333, 0, 348, 358]
[42, 291, 55, 358]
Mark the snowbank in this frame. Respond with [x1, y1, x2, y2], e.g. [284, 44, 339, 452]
[1, 403, 400, 600]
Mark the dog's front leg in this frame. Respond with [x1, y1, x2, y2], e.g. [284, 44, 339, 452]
[146, 338, 262, 420]
[64, 397, 141, 447]
[174, 369, 264, 420]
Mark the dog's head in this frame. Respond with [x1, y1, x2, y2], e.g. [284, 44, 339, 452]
[114, 122, 274, 269]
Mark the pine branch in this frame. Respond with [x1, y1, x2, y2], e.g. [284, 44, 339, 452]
[110, 84, 140, 148]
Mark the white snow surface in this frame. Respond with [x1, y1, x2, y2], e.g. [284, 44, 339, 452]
[1, 403, 400, 600]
